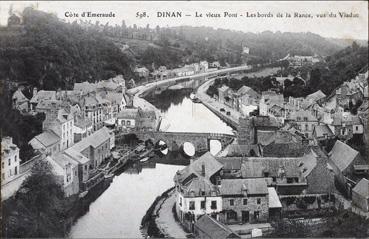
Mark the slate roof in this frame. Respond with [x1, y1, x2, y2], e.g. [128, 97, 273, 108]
[30, 130, 60, 148]
[262, 142, 307, 157]
[225, 144, 260, 157]
[306, 90, 326, 102]
[253, 116, 280, 128]
[30, 90, 56, 103]
[352, 178, 369, 199]
[313, 124, 334, 138]
[71, 127, 110, 152]
[328, 140, 359, 172]
[195, 215, 240, 239]
[216, 157, 242, 170]
[220, 178, 268, 195]
[240, 157, 301, 178]
[237, 86, 259, 98]
[64, 148, 90, 164]
[175, 152, 223, 184]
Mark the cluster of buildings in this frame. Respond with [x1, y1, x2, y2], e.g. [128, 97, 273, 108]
[279, 54, 321, 68]
[9, 74, 159, 197]
[134, 60, 221, 81]
[175, 68, 369, 236]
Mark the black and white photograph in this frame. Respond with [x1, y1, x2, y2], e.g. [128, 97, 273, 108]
[0, 1, 368, 238]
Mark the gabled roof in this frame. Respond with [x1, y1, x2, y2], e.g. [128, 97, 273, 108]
[313, 124, 334, 138]
[29, 130, 60, 148]
[352, 178, 369, 199]
[195, 215, 240, 239]
[218, 85, 230, 93]
[237, 86, 259, 97]
[71, 127, 110, 153]
[175, 152, 223, 184]
[306, 90, 326, 102]
[240, 157, 301, 178]
[30, 90, 56, 103]
[220, 178, 268, 195]
[298, 150, 318, 178]
[12, 89, 29, 102]
[329, 140, 359, 172]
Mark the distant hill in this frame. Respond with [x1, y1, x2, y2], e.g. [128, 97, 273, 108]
[110, 26, 351, 68]
[0, 7, 134, 91]
[327, 38, 368, 48]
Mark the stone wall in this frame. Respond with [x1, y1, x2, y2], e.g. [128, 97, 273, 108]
[220, 195, 269, 224]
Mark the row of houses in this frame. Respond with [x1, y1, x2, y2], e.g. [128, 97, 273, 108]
[134, 60, 221, 80]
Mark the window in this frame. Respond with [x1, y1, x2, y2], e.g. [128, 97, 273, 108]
[127, 121, 131, 126]
[230, 199, 234, 206]
[201, 200, 206, 209]
[14, 166, 17, 175]
[201, 190, 205, 196]
[2, 162, 4, 169]
[85, 165, 88, 171]
[263, 172, 269, 177]
[211, 201, 217, 210]
[8, 158, 11, 166]
[122, 120, 125, 125]
[287, 178, 293, 183]
[257, 198, 261, 204]
[189, 201, 195, 210]
[297, 117, 301, 121]
[2, 173, 4, 180]
[303, 117, 308, 121]
[356, 126, 359, 131]
[243, 198, 248, 205]
[272, 177, 276, 182]
[179, 197, 182, 207]
[254, 211, 260, 220]
[14, 155, 17, 162]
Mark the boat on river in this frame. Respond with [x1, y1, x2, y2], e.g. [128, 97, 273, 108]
[190, 93, 201, 103]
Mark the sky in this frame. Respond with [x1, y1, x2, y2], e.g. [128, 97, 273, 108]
[0, 1, 368, 40]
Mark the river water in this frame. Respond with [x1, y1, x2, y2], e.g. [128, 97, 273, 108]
[69, 88, 233, 238]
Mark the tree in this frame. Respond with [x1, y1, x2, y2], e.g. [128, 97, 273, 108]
[17, 160, 64, 236]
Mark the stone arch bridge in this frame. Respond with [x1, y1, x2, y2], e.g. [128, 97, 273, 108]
[117, 131, 235, 153]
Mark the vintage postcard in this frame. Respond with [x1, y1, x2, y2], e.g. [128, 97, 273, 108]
[0, 1, 368, 238]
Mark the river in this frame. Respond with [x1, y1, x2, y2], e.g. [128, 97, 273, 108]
[69, 88, 234, 238]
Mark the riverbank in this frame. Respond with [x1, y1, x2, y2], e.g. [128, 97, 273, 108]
[196, 78, 240, 128]
[141, 187, 188, 238]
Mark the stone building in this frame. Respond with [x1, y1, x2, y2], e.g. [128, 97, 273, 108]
[1, 137, 20, 184]
[70, 127, 111, 169]
[219, 178, 269, 224]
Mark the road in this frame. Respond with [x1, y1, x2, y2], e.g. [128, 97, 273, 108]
[128, 65, 252, 97]
[196, 77, 242, 128]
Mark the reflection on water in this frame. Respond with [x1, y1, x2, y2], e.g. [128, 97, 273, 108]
[70, 161, 184, 238]
[70, 88, 234, 238]
[147, 89, 234, 134]
[144, 88, 193, 112]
